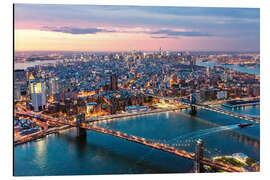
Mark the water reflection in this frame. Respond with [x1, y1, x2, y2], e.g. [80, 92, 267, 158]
[33, 139, 47, 169]
[226, 130, 260, 149]
[14, 108, 260, 176]
[54, 129, 173, 173]
[75, 136, 87, 157]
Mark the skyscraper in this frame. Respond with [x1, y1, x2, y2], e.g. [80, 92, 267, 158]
[14, 84, 21, 101]
[187, 55, 196, 71]
[14, 69, 26, 83]
[29, 75, 47, 111]
[110, 74, 118, 91]
[48, 77, 59, 95]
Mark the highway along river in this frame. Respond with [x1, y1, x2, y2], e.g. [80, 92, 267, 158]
[14, 107, 260, 176]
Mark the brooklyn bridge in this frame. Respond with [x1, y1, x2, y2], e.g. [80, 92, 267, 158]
[15, 110, 248, 173]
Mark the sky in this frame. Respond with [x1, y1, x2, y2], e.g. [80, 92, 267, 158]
[14, 4, 260, 52]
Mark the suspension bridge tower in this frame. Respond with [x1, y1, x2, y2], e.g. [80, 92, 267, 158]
[76, 113, 86, 137]
[190, 93, 197, 115]
[194, 139, 204, 173]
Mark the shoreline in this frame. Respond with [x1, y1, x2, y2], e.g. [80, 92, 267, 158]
[14, 125, 71, 146]
[14, 107, 188, 146]
[197, 60, 260, 75]
[86, 106, 189, 123]
[14, 104, 259, 146]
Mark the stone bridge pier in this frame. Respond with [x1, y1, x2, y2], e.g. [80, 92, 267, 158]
[190, 93, 197, 115]
[194, 139, 204, 173]
[76, 113, 86, 137]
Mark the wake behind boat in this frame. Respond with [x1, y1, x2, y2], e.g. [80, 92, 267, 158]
[238, 123, 253, 128]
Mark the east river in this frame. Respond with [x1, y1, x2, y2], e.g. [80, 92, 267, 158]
[14, 106, 260, 176]
[197, 60, 260, 75]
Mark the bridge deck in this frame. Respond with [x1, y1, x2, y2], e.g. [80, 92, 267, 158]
[145, 93, 259, 123]
[15, 111, 245, 172]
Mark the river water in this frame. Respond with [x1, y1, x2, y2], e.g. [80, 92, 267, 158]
[14, 60, 64, 70]
[14, 107, 260, 176]
[197, 61, 260, 75]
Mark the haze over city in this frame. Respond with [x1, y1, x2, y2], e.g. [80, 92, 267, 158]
[14, 4, 259, 52]
[14, 4, 260, 176]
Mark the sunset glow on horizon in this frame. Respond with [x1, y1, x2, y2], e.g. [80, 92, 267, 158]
[14, 4, 260, 52]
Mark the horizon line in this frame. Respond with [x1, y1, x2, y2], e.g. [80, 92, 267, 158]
[14, 50, 260, 53]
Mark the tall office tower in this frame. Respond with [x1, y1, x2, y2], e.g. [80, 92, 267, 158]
[193, 58, 196, 66]
[48, 77, 59, 95]
[132, 49, 136, 56]
[159, 47, 162, 55]
[206, 67, 210, 76]
[41, 80, 47, 107]
[14, 84, 21, 101]
[187, 55, 196, 70]
[110, 74, 118, 91]
[38, 64, 42, 72]
[29, 75, 47, 111]
[14, 69, 27, 83]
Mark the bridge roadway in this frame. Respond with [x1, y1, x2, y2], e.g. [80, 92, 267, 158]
[15, 111, 245, 172]
[144, 93, 259, 123]
[85, 107, 190, 123]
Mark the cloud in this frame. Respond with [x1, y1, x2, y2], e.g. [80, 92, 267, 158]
[40, 26, 115, 34]
[40, 26, 212, 38]
[151, 36, 169, 39]
[15, 4, 259, 33]
[150, 29, 211, 37]
[15, 4, 259, 44]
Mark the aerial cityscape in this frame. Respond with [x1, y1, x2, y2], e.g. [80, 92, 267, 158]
[14, 4, 260, 175]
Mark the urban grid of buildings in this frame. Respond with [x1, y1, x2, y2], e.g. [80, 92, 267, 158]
[14, 50, 260, 172]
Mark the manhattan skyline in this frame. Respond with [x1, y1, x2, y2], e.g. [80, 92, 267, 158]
[14, 4, 260, 52]
[14, 3, 260, 175]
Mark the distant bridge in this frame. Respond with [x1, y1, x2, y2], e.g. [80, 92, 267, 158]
[85, 107, 189, 123]
[15, 111, 246, 172]
[143, 93, 259, 123]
